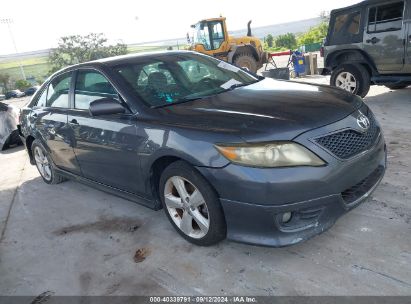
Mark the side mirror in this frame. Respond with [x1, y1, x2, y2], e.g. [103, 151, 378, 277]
[89, 98, 125, 116]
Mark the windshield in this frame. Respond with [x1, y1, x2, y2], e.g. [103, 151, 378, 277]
[112, 53, 258, 107]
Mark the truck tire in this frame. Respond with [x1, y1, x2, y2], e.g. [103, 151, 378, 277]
[385, 83, 411, 90]
[233, 52, 258, 73]
[330, 64, 370, 98]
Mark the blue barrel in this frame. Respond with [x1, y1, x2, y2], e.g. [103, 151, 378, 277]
[292, 51, 305, 76]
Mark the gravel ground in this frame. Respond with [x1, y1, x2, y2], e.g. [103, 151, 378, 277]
[0, 82, 410, 296]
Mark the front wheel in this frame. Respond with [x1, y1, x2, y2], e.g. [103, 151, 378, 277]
[330, 64, 370, 97]
[233, 52, 258, 73]
[159, 161, 226, 246]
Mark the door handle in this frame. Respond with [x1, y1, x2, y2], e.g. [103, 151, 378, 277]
[366, 37, 381, 44]
[69, 119, 79, 125]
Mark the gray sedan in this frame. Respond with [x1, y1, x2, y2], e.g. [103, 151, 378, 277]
[19, 51, 386, 247]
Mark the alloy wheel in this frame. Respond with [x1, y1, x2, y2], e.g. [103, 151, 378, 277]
[34, 146, 52, 181]
[164, 176, 210, 239]
[336, 72, 357, 93]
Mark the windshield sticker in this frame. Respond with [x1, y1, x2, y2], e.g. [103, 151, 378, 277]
[220, 79, 243, 90]
[218, 61, 241, 73]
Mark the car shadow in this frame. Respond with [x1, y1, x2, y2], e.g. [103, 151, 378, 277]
[0, 145, 24, 155]
[365, 86, 411, 104]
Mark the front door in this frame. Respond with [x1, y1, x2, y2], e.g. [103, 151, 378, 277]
[363, 1, 406, 72]
[67, 69, 144, 194]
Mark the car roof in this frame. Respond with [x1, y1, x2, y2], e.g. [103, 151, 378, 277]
[331, 0, 393, 13]
[52, 50, 197, 76]
[94, 50, 194, 65]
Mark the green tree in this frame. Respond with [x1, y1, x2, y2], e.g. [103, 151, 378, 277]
[15, 79, 32, 91]
[297, 22, 329, 45]
[0, 73, 10, 93]
[49, 33, 128, 73]
[266, 34, 274, 48]
[274, 33, 297, 50]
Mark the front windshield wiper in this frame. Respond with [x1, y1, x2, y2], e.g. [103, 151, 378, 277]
[152, 96, 208, 109]
[222, 79, 261, 92]
[152, 79, 263, 109]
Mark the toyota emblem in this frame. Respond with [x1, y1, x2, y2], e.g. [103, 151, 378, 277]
[357, 112, 370, 130]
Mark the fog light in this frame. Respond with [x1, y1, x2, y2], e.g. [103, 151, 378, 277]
[282, 212, 292, 223]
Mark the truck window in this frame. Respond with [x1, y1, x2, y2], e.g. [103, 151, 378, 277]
[368, 1, 404, 33]
[330, 11, 362, 45]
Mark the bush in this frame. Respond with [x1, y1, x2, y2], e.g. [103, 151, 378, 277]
[297, 22, 328, 45]
[49, 33, 128, 73]
[15, 79, 32, 91]
[274, 33, 297, 50]
[266, 34, 274, 48]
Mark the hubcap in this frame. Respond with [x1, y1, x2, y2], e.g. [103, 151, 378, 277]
[164, 176, 210, 239]
[34, 146, 52, 181]
[336, 72, 357, 93]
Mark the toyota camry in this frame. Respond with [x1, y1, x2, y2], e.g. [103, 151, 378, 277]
[19, 51, 386, 247]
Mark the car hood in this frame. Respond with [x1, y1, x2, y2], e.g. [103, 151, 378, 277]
[157, 78, 363, 142]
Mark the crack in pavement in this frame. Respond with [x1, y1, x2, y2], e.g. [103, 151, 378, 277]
[353, 264, 411, 288]
[0, 156, 28, 244]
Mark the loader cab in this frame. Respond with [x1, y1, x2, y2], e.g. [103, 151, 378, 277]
[191, 18, 229, 57]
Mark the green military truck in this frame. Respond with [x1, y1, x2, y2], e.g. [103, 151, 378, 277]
[323, 0, 411, 97]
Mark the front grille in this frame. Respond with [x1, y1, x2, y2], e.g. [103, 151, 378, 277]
[315, 113, 379, 159]
[341, 166, 384, 204]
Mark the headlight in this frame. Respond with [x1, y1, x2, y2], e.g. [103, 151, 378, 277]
[215, 142, 325, 168]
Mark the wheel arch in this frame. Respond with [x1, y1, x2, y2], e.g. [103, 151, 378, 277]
[25, 135, 36, 165]
[228, 44, 260, 63]
[326, 49, 377, 76]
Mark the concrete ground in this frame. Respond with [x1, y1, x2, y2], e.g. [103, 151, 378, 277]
[0, 83, 410, 296]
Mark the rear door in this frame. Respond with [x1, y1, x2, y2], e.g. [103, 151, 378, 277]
[30, 72, 81, 174]
[363, 1, 406, 72]
[67, 69, 144, 194]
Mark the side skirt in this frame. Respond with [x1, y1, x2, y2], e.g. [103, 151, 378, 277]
[54, 167, 161, 211]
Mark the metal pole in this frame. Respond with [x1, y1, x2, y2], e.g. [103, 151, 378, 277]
[0, 18, 26, 80]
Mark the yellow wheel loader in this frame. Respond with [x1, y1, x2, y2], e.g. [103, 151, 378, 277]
[189, 17, 268, 73]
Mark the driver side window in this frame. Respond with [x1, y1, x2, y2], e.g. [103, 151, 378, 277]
[75, 70, 119, 110]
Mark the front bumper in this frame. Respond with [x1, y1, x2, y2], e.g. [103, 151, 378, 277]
[196, 117, 387, 247]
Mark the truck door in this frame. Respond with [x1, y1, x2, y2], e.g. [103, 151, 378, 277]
[363, 1, 406, 72]
[406, 14, 411, 71]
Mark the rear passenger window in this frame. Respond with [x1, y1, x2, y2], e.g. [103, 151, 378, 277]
[333, 11, 361, 35]
[46, 73, 72, 108]
[330, 11, 362, 45]
[74, 71, 119, 110]
[368, 1, 404, 33]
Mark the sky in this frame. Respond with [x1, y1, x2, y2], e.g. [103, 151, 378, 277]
[0, 0, 361, 56]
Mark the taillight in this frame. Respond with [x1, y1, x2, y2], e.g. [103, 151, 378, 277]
[320, 47, 324, 58]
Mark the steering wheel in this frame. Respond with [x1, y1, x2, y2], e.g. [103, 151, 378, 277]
[196, 77, 214, 90]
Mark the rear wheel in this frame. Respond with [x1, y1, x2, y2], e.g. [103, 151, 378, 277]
[331, 64, 370, 97]
[159, 161, 226, 246]
[385, 83, 411, 90]
[31, 139, 66, 184]
[233, 52, 258, 73]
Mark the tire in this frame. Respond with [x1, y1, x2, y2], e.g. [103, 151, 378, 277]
[233, 52, 258, 73]
[385, 83, 410, 90]
[330, 64, 371, 97]
[31, 139, 66, 184]
[159, 161, 226, 246]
